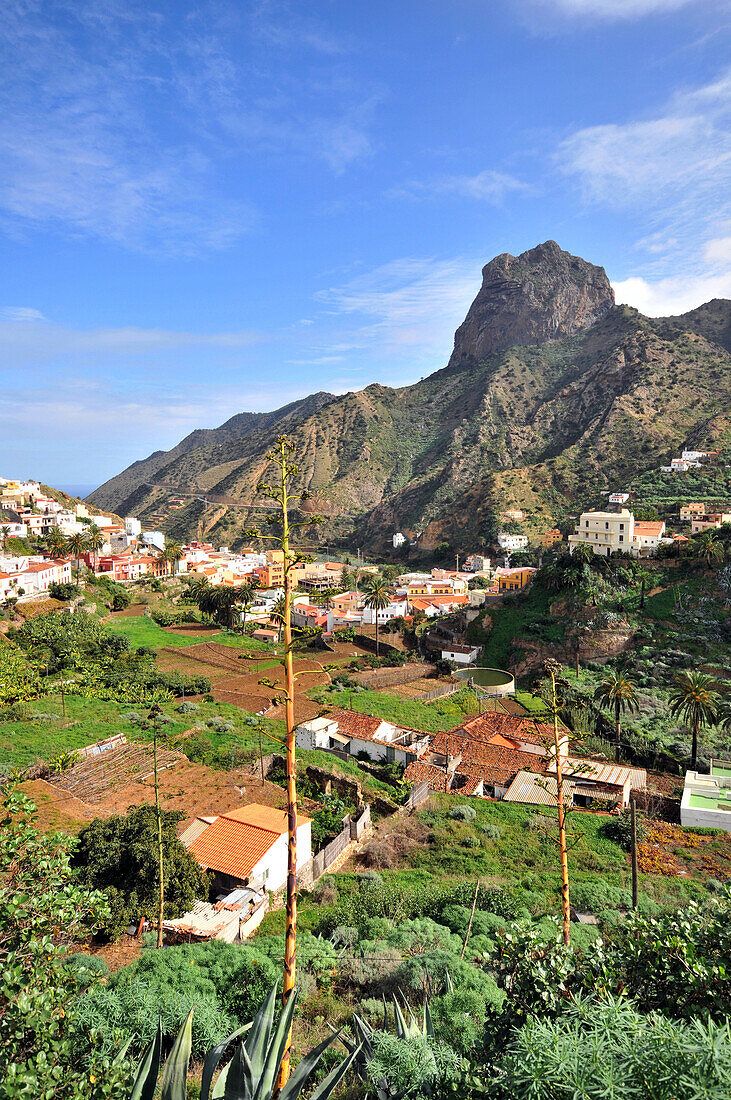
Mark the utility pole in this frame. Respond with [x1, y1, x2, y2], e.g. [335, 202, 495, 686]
[631, 798, 639, 910]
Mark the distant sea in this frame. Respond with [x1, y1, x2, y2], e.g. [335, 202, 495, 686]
[59, 484, 97, 499]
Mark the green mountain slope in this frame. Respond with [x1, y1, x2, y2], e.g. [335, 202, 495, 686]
[90, 242, 731, 553]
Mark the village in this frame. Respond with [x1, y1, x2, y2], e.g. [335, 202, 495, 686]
[3, 469, 731, 955]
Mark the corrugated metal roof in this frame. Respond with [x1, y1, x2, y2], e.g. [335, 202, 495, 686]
[179, 816, 218, 847]
[547, 757, 646, 788]
[504, 771, 573, 806]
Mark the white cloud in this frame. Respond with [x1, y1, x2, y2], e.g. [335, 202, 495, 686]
[0, 306, 46, 322]
[531, 0, 703, 18]
[612, 270, 731, 315]
[315, 256, 482, 360]
[0, 314, 261, 366]
[703, 235, 731, 266]
[0, 2, 377, 251]
[393, 170, 530, 203]
[559, 70, 730, 215]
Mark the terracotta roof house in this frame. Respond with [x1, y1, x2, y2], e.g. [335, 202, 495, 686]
[296, 710, 429, 765]
[185, 804, 312, 892]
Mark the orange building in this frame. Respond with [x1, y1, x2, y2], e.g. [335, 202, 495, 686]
[541, 528, 562, 548]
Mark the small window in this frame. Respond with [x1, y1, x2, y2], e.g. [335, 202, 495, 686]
[619, 523, 624, 530]
[619, 535, 624, 543]
[585, 520, 589, 528]
[605, 522, 609, 530]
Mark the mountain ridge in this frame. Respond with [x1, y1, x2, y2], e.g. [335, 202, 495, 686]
[90, 242, 731, 553]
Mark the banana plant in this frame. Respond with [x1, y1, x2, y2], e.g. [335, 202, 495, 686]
[128, 984, 359, 1100]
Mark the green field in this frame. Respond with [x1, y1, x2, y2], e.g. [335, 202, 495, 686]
[309, 685, 480, 732]
[0, 692, 285, 769]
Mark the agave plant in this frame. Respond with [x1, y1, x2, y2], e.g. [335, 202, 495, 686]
[129, 983, 358, 1100]
[336, 995, 434, 1099]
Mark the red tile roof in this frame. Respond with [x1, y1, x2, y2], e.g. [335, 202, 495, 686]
[189, 803, 310, 881]
[404, 760, 448, 791]
[634, 521, 664, 536]
[327, 708, 384, 740]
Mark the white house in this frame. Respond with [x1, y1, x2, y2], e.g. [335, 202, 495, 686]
[680, 763, 731, 832]
[569, 509, 634, 557]
[142, 531, 166, 551]
[296, 710, 429, 765]
[497, 532, 529, 551]
[392, 532, 407, 548]
[124, 517, 142, 537]
[440, 643, 481, 666]
[185, 804, 312, 892]
[362, 599, 408, 625]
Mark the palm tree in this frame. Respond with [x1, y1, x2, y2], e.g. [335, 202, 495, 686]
[85, 524, 105, 570]
[237, 579, 260, 631]
[633, 565, 653, 609]
[694, 530, 724, 568]
[163, 540, 182, 577]
[594, 667, 640, 763]
[571, 542, 596, 565]
[362, 574, 391, 656]
[65, 532, 89, 587]
[45, 526, 68, 558]
[270, 594, 287, 643]
[0, 525, 9, 552]
[669, 670, 719, 770]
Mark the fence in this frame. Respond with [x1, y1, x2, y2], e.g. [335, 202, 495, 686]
[413, 682, 460, 703]
[355, 663, 436, 689]
[76, 734, 127, 760]
[309, 804, 372, 881]
[403, 780, 430, 810]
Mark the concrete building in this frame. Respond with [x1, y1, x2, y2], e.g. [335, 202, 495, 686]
[497, 532, 529, 551]
[680, 763, 731, 832]
[392, 532, 407, 548]
[440, 643, 481, 666]
[569, 509, 634, 557]
[296, 710, 429, 766]
[679, 502, 707, 521]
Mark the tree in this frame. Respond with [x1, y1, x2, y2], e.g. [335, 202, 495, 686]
[0, 524, 9, 551]
[163, 540, 182, 577]
[244, 435, 323, 1087]
[363, 574, 391, 657]
[71, 804, 208, 940]
[237, 578, 260, 631]
[84, 524, 105, 570]
[594, 667, 639, 764]
[541, 659, 572, 946]
[45, 525, 69, 559]
[270, 593, 287, 643]
[571, 542, 595, 565]
[669, 670, 719, 770]
[694, 529, 724, 568]
[66, 532, 89, 586]
[0, 787, 130, 1099]
[0, 637, 42, 705]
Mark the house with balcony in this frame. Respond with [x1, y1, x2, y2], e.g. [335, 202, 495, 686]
[296, 710, 429, 765]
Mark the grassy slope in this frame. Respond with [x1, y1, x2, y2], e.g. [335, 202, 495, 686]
[0, 692, 286, 769]
[308, 685, 480, 733]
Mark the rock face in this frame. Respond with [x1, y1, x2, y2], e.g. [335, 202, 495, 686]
[91, 240, 730, 554]
[449, 240, 614, 365]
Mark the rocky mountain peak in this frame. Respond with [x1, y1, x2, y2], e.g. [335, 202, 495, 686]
[449, 240, 615, 365]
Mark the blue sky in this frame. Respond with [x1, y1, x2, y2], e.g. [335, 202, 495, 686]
[1, 0, 729, 487]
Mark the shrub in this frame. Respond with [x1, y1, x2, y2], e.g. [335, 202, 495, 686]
[449, 805, 476, 822]
[175, 700, 200, 714]
[48, 582, 77, 601]
[600, 808, 647, 852]
[479, 822, 502, 839]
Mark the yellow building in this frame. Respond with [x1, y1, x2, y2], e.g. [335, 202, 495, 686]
[568, 509, 634, 557]
[680, 502, 706, 520]
[541, 528, 562, 548]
